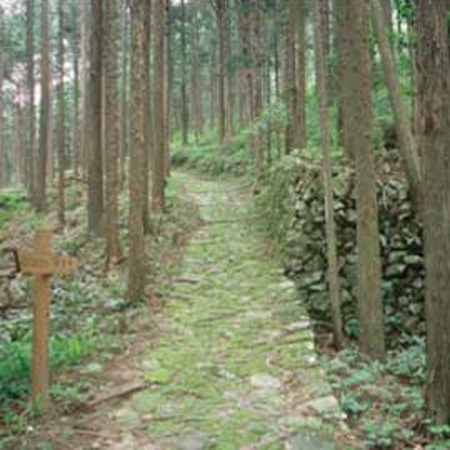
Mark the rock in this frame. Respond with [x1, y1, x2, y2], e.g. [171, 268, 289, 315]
[115, 407, 141, 427]
[287, 431, 335, 450]
[250, 373, 282, 390]
[174, 432, 209, 450]
[110, 434, 135, 450]
[278, 280, 296, 291]
[280, 159, 426, 343]
[286, 320, 310, 332]
[300, 396, 341, 418]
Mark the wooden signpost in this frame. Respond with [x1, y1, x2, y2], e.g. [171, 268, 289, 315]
[15, 230, 78, 409]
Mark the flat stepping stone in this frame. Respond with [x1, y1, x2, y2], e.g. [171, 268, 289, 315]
[288, 431, 335, 450]
[250, 373, 282, 390]
[174, 432, 210, 450]
[299, 396, 341, 418]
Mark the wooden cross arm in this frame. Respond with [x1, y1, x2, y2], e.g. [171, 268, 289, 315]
[15, 249, 79, 277]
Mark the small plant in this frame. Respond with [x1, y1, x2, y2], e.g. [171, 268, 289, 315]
[0, 189, 27, 227]
[363, 421, 397, 448]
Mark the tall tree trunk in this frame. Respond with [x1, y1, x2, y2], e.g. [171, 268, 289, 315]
[313, 0, 343, 350]
[143, 1, 151, 233]
[372, 0, 422, 209]
[192, 9, 203, 141]
[347, 0, 385, 360]
[273, 0, 282, 157]
[0, 9, 5, 189]
[380, 0, 393, 33]
[26, 0, 35, 199]
[87, 0, 104, 235]
[283, 0, 296, 154]
[14, 105, 26, 186]
[209, 35, 216, 129]
[237, 1, 247, 127]
[216, 0, 226, 145]
[180, 0, 189, 148]
[0, 12, 4, 188]
[105, 0, 122, 267]
[120, 8, 129, 187]
[73, 0, 81, 179]
[165, 0, 172, 178]
[318, 0, 331, 93]
[416, 0, 450, 426]
[225, 3, 234, 136]
[152, 0, 166, 212]
[128, 0, 148, 302]
[57, 0, 66, 227]
[36, 0, 50, 211]
[334, 0, 352, 159]
[294, 0, 307, 150]
[46, 69, 53, 185]
[251, 0, 263, 177]
[80, 0, 89, 177]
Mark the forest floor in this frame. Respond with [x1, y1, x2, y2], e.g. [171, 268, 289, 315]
[57, 173, 344, 450]
[35, 173, 344, 449]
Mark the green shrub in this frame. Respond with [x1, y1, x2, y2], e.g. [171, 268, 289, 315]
[0, 189, 27, 227]
[0, 333, 99, 400]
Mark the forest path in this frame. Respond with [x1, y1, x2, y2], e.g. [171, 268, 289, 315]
[80, 173, 340, 449]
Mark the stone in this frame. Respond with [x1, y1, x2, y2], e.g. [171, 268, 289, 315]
[280, 415, 323, 429]
[174, 432, 210, 450]
[300, 396, 340, 417]
[115, 407, 141, 427]
[252, 389, 283, 407]
[278, 280, 296, 291]
[110, 434, 135, 450]
[285, 320, 310, 332]
[287, 431, 335, 450]
[250, 373, 282, 390]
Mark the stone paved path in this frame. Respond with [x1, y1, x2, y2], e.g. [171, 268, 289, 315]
[106, 174, 341, 449]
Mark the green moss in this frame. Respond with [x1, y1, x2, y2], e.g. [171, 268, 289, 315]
[134, 174, 335, 447]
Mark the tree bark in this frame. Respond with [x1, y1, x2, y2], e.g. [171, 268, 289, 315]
[57, 0, 66, 228]
[105, 0, 122, 267]
[215, 0, 227, 145]
[26, 0, 35, 199]
[313, 0, 343, 350]
[209, 35, 216, 129]
[318, 0, 331, 94]
[36, 0, 50, 212]
[294, 0, 307, 150]
[416, 0, 450, 425]
[152, 0, 166, 212]
[191, 7, 203, 141]
[180, 0, 189, 148]
[87, 0, 104, 235]
[120, 8, 129, 187]
[283, 0, 296, 154]
[72, 1, 81, 179]
[224, 2, 234, 136]
[372, 0, 422, 209]
[347, 0, 385, 360]
[380, 0, 393, 33]
[128, 0, 148, 302]
[143, 0, 151, 234]
[165, 0, 172, 178]
[334, 0, 352, 159]
[79, 0, 88, 177]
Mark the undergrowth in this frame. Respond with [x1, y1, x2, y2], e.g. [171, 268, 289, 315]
[0, 189, 27, 227]
[171, 127, 257, 179]
[254, 155, 449, 448]
[0, 174, 201, 443]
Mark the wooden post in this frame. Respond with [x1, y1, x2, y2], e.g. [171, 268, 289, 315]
[16, 229, 78, 410]
[31, 230, 52, 408]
